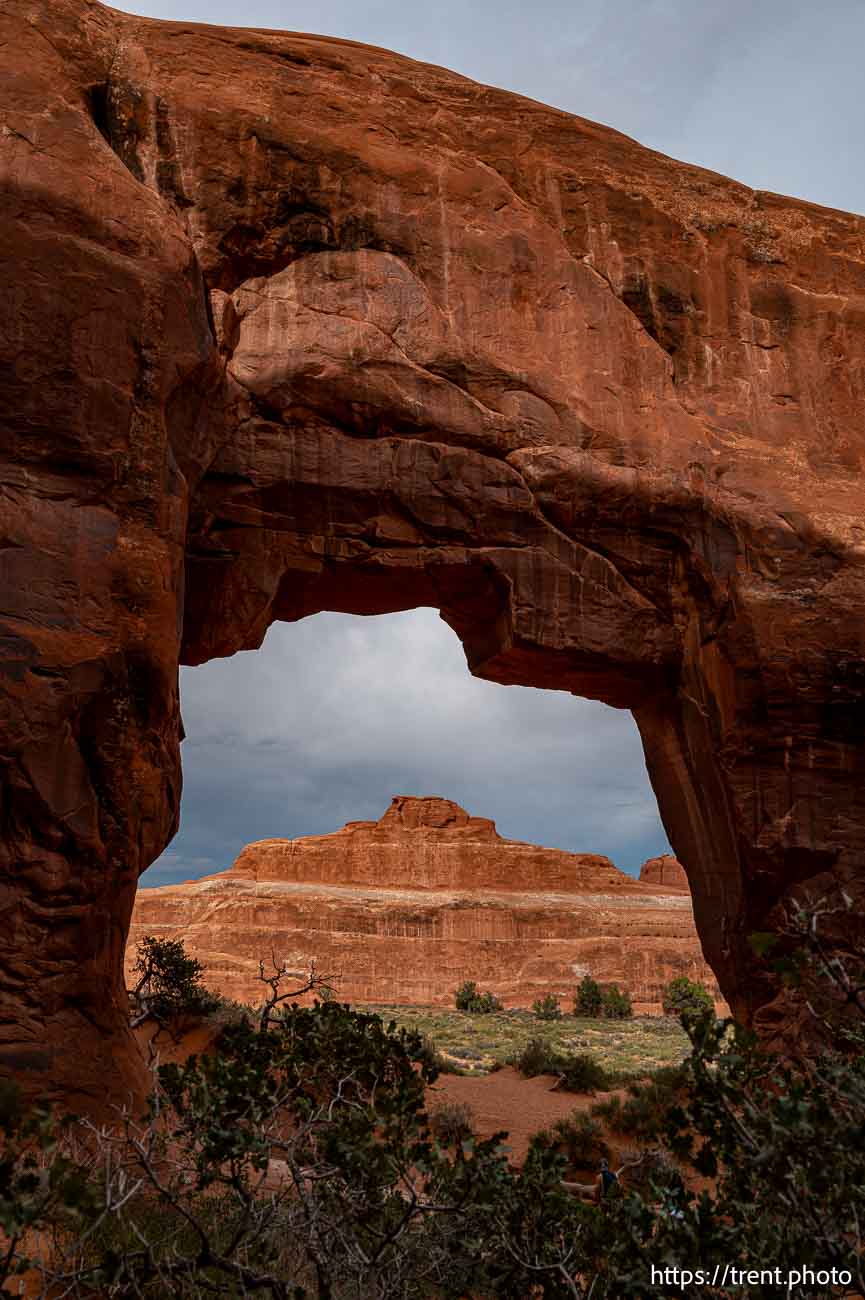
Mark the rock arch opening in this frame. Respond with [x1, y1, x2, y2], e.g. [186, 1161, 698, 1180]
[134, 608, 725, 1013]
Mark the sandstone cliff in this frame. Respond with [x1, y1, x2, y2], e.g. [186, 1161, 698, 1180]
[128, 797, 721, 1010]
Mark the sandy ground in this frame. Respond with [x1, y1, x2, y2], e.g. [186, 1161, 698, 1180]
[427, 1066, 616, 1165]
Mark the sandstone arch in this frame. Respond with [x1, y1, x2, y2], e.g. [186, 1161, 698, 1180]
[2, 0, 865, 1111]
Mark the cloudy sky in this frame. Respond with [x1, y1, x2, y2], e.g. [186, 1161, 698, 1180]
[124, 0, 865, 888]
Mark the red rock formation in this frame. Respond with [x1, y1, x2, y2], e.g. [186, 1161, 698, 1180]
[128, 798, 722, 1010]
[639, 855, 689, 891]
[2, 0, 865, 1109]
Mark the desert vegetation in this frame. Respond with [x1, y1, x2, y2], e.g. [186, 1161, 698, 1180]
[660, 975, 714, 1020]
[452, 981, 502, 1014]
[1, 899, 863, 1296]
[128, 934, 221, 1031]
[361, 1004, 674, 1076]
[596, 984, 632, 1019]
[574, 975, 603, 1018]
[590, 1064, 690, 1142]
[533, 1112, 610, 1169]
[573, 976, 633, 1020]
[510, 1039, 617, 1094]
[1, 955, 608, 1297]
[531, 993, 562, 1021]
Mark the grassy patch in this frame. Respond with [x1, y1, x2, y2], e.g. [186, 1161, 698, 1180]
[354, 1005, 689, 1078]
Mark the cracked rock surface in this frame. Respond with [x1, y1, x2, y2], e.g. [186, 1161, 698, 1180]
[2, 0, 865, 1111]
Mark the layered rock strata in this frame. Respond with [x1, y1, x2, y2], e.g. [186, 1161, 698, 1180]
[2, 0, 865, 1108]
[128, 797, 721, 1010]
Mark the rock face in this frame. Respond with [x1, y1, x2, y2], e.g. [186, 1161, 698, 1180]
[128, 798, 722, 1010]
[639, 855, 689, 891]
[2, 0, 865, 1109]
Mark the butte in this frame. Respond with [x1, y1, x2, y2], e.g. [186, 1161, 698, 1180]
[128, 795, 722, 1011]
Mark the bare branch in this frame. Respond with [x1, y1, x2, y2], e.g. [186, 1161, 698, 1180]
[256, 953, 338, 1033]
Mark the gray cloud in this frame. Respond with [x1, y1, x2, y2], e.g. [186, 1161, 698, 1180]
[124, 0, 860, 886]
[144, 612, 671, 886]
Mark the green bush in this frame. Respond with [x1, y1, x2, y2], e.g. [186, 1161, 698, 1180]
[596, 1002, 865, 1292]
[550, 1112, 611, 1167]
[0, 1080, 102, 1291]
[512, 1036, 558, 1077]
[418, 1033, 446, 1073]
[574, 974, 603, 1017]
[453, 980, 502, 1013]
[591, 1064, 688, 1140]
[128, 934, 220, 1027]
[555, 1053, 614, 1095]
[2, 999, 600, 1296]
[453, 979, 478, 1010]
[572, 977, 632, 1020]
[601, 984, 633, 1019]
[662, 975, 714, 1021]
[512, 1040, 611, 1093]
[532, 993, 562, 1021]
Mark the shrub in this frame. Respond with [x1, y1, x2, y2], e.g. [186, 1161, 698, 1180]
[454, 980, 478, 1010]
[662, 975, 714, 1021]
[418, 1033, 446, 1072]
[590, 1094, 623, 1129]
[532, 993, 562, 1021]
[512, 1040, 611, 1093]
[208, 995, 256, 1029]
[550, 1112, 610, 1167]
[601, 984, 632, 1019]
[454, 980, 502, 1013]
[434, 1054, 468, 1075]
[0, 1080, 102, 1291]
[428, 1100, 475, 1144]
[2, 996, 598, 1296]
[591, 1063, 689, 1140]
[128, 935, 220, 1027]
[555, 1052, 614, 1094]
[452, 1046, 484, 1061]
[512, 1036, 557, 1077]
[8, 901, 865, 1297]
[574, 974, 603, 1017]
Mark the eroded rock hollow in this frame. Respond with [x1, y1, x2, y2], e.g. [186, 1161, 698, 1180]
[2, 0, 865, 1110]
